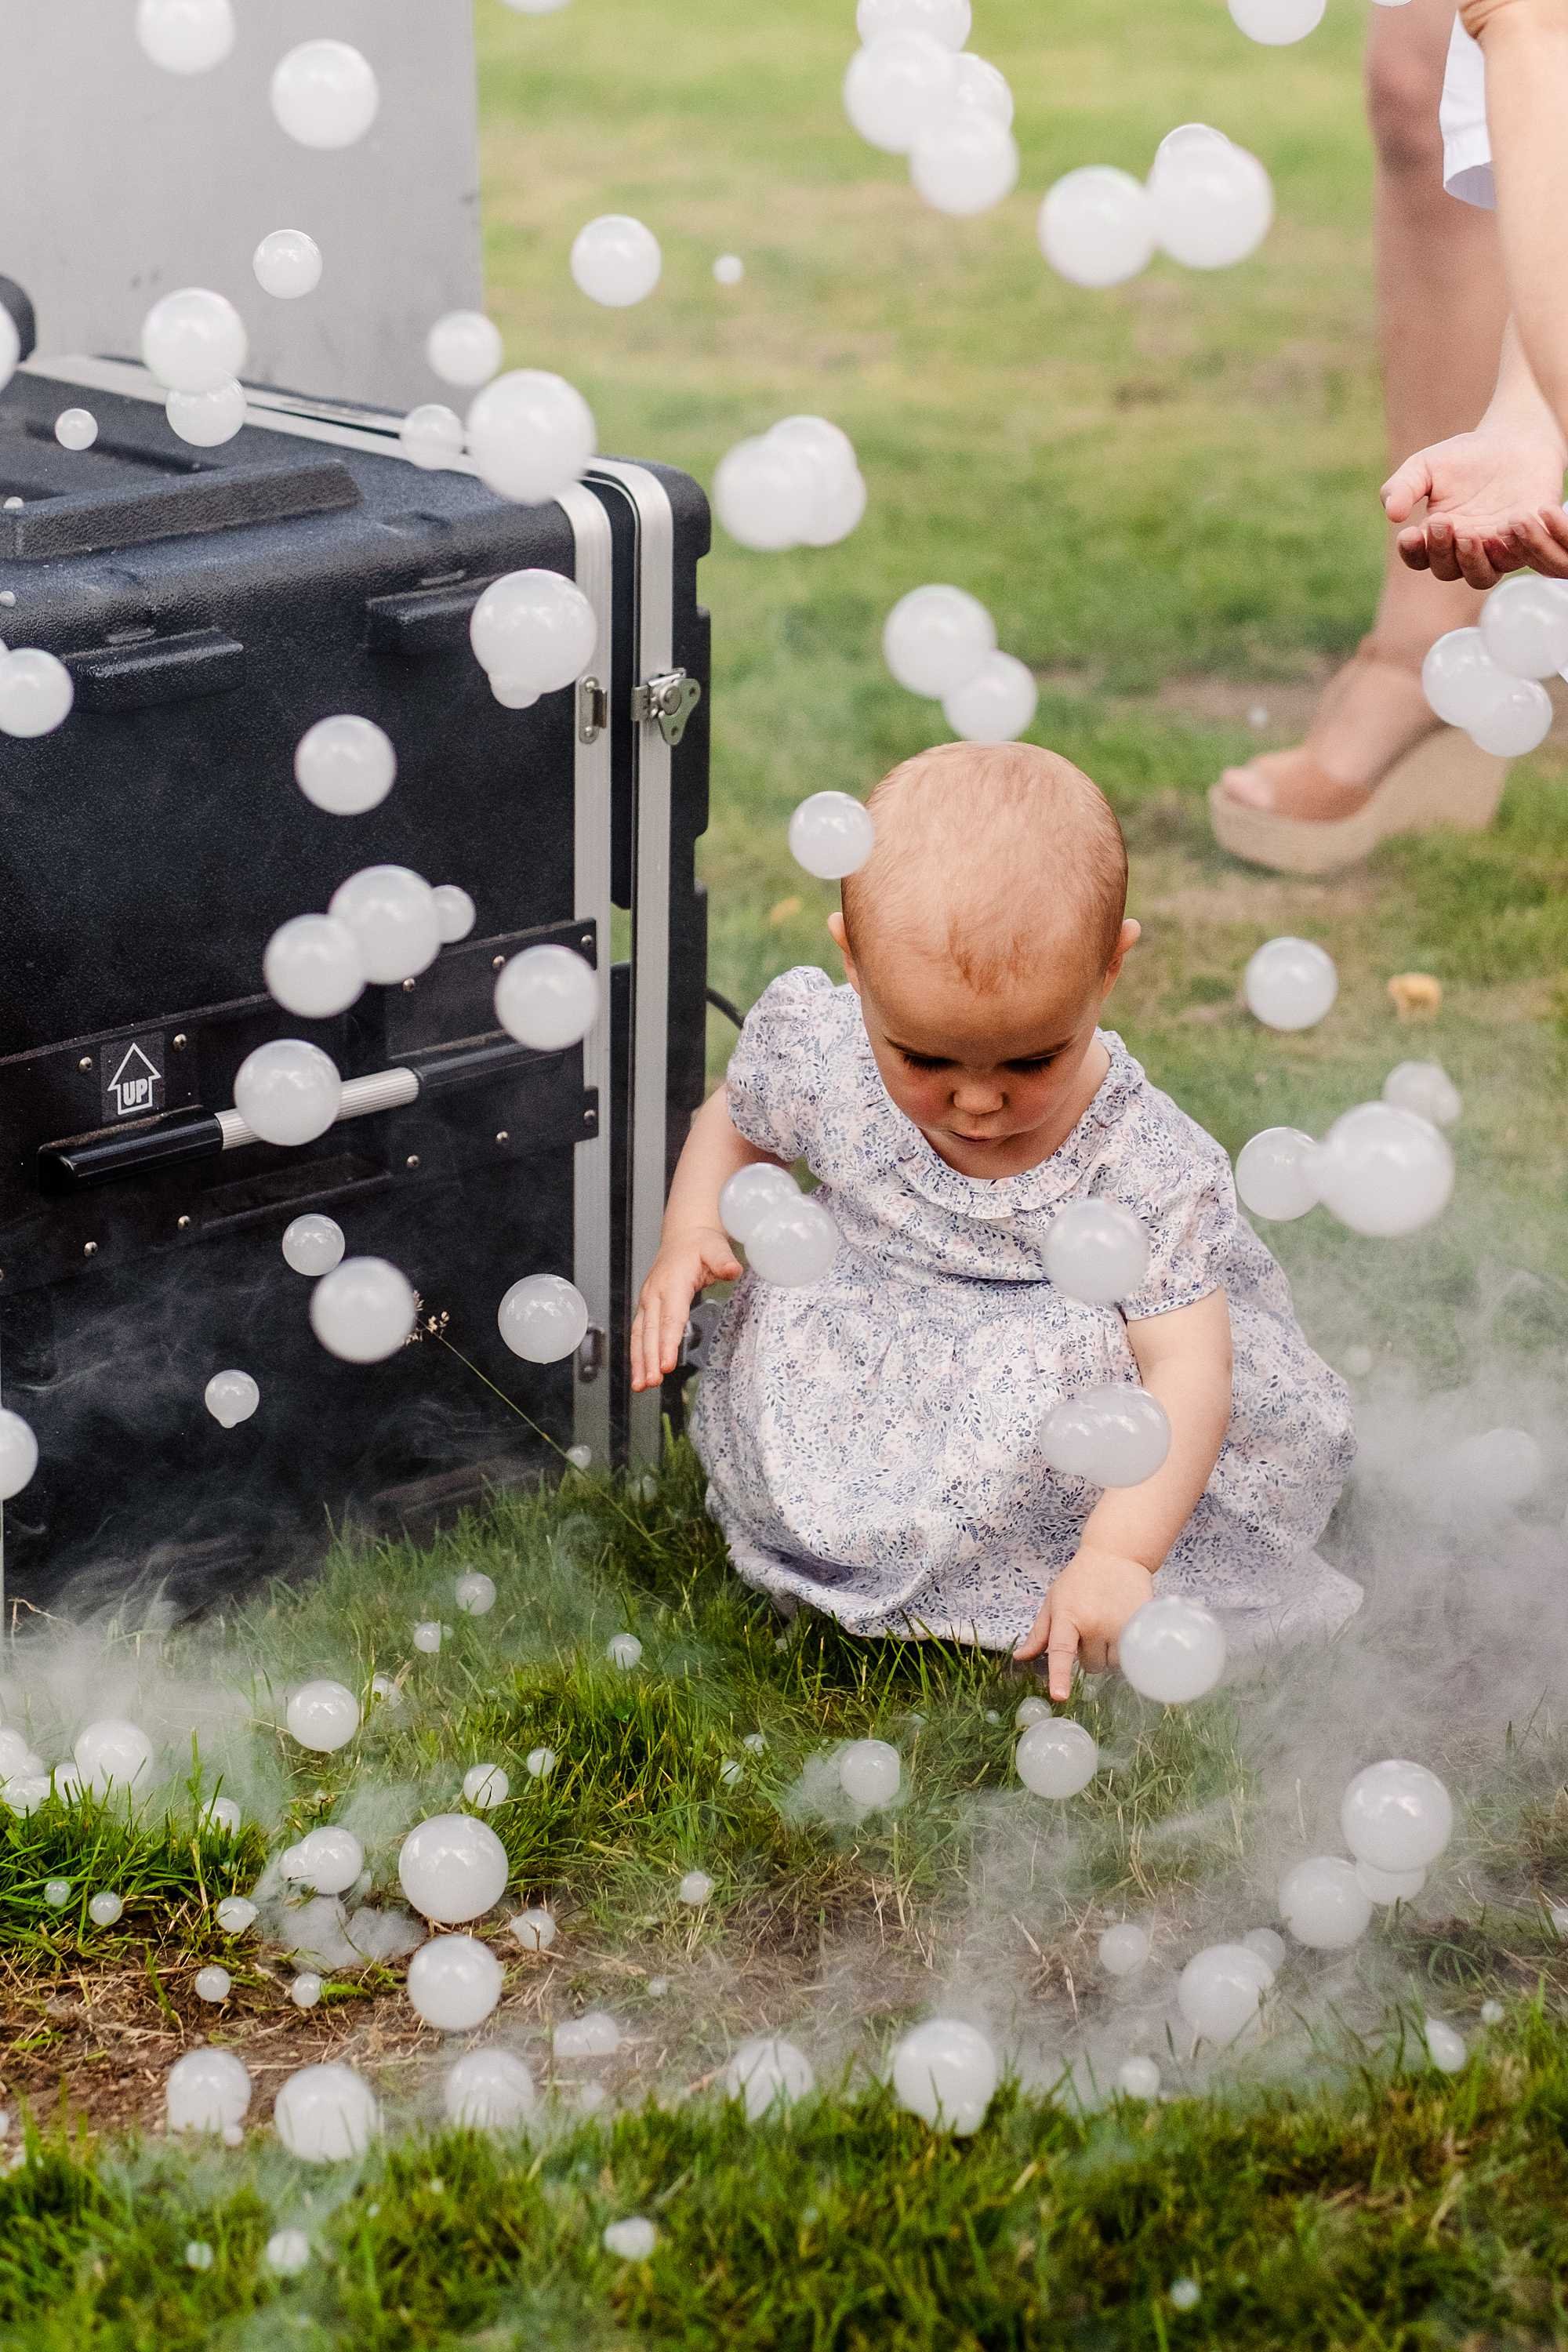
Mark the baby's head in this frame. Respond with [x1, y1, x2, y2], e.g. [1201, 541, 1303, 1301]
[826, 741, 1138, 1163]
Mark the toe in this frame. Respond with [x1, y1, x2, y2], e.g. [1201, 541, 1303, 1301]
[1219, 764, 1276, 811]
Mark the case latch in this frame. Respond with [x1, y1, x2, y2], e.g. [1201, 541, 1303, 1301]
[578, 675, 608, 744]
[631, 669, 701, 747]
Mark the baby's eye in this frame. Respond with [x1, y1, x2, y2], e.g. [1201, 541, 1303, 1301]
[898, 1050, 947, 1072]
[1007, 1054, 1058, 1073]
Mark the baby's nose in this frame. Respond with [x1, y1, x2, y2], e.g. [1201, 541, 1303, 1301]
[952, 1076, 1005, 1112]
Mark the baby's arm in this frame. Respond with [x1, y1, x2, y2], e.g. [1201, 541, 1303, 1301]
[1014, 1290, 1234, 1701]
[1460, 2, 1568, 439]
[629, 1085, 788, 1395]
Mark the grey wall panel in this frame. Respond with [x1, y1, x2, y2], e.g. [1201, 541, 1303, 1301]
[2, 0, 482, 407]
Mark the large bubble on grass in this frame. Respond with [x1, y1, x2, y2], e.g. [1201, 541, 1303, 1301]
[444, 2048, 536, 2129]
[941, 651, 1038, 742]
[1311, 1104, 1454, 1239]
[399, 1813, 510, 1925]
[1098, 1922, 1151, 1977]
[141, 289, 246, 392]
[1039, 168, 1155, 289]
[0, 1410, 39, 1501]
[838, 1739, 901, 1809]
[1243, 937, 1337, 1031]
[1177, 1943, 1272, 2043]
[274, 2063, 380, 2161]
[285, 1680, 361, 1754]
[789, 791, 876, 880]
[271, 41, 380, 149]
[263, 916, 365, 1020]
[310, 1258, 416, 1362]
[1340, 1760, 1454, 1875]
[723, 2035, 815, 2121]
[1015, 1717, 1098, 1798]
[167, 2048, 251, 2135]
[1151, 141, 1272, 269]
[1043, 1200, 1150, 1305]
[844, 32, 958, 154]
[1357, 1859, 1426, 1906]
[470, 572, 597, 698]
[466, 371, 596, 506]
[1278, 1856, 1372, 1951]
[74, 1719, 155, 1798]
[1479, 574, 1568, 680]
[497, 1273, 589, 1363]
[910, 115, 1019, 217]
[282, 1214, 345, 1278]
[720, 1164, 799, 1245]
[1228, 0, 1325, 40]
[857, 0, 971, 43]
[554, 2009, 621, 2058]
[494, 945, 599, 1050]
[891, 2018, 997, 2135]
[0, 651, 75, 739]
[1119, 1595, 1227, 1703]
[137, 0, 235, 72]
[328, 865, 440, 985]
[571, 216, 662, 307]
[746, 1198, 840, 1288]
[282, 1827, 364, 1896]
[884, 584, 996, 696]
[1042, 1385, 1170, 1487]
[1235, 1127, 1319, 1222]
[407, 1933, 504, 2031]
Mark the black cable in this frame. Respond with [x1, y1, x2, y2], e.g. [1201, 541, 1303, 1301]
[706, 985, 746, 1030]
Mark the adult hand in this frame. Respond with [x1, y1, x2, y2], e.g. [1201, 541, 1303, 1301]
[1012, 1545, 1155, 1703]
[1381, 429, 1568, 586]
[630, 1226, 742, 1393]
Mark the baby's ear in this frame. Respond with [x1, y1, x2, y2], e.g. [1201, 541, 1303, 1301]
[826, 909, 855, 982]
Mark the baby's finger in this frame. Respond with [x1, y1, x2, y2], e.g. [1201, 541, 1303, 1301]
[639, 1295, 665, 1392]
[1046, 1623, 1080, 1704]
[1011, 1605, 1050, 1662]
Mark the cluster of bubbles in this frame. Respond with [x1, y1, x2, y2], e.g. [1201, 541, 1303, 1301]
[714, 416, 868, 554]
[1040, 123, 1272, 292]
[1233, 939, 1456, 1240]
[883, 585, 1039, 742]
[842, 1, 1019, 221]
[718, 1160, 840, 1289]
[1421, 575, 1568, 759]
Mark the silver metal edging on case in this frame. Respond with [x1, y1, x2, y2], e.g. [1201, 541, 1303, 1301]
[586, 459, 673, 1469]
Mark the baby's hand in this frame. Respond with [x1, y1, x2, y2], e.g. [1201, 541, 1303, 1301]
[1381, 430, 1568, 589]
[630, 1225, 742, 1394]
[1013, 1545, 1155, 1704]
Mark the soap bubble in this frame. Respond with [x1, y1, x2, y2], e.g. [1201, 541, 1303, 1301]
[713, 254, 745, 285]
[285, 1681, 361, 1753]
[271, 41, 379, 148]
[1170, 2279, 1202, 2311]
[166, 379, 246, 448]
[1177, 1943, 1272, 2042]
[499, 0, 574, 10]
[1421, 629, 1505, 727]
[266, 2230, 312, 2275]
[194, 1964, 231, 2003]
[839, 1739, 901, 1809]
[1043, 1200, 1151, 1305]
[942, 651, 1038, 742]
[1243, 937, 1338, 1030]
[137, 0, 235, 72]
[571, 216, 662, 307]
[55, 408, 98, 451]
[910, 115, 1020, 216]
[1098, 1922, 1151, 1976]
[407, 1933, 503, 2031]
[883, 583, 996, 695]
[282, 1827, 364, 1896]
[1016, 1717, 1098, 1798]
[399, 1813, 510, 1924]
[43, 1877, 72, 1908]
[766, 416, 866, 547]
[263, 915, 365, 1019]
[167, 2048, 251, 2134]
[1382, 1061, 1461, 1128]
[891, 2018, 997, 2134]
[141, 288, 247, 392]
[555, 2009, 620, 2056]
[274, 2063, 380, 2161]
[1149, 123, 1232, 186]
[1279, 1857, 1372, 1950]
[0, 650, 74, 738]
[1312, 1103, 1454, 1238]
[1041, 1385, 1171, 1487]
[746, 1198, 840, 1287]
[844, 32, 958, 154]
[723, 2034, 815, 2120]
[282, 1214, 346, 1278]
[216, 1896, 257, 1932]
[525, 1747, 557, 1779]
[401, 405, 463, 472]
[1229, 0, 1325, 40]
[607, 1633, 643, 1670]
[1152, 142, 1273, 269]
[1465, 674, 1553, 757]
[234, 1040, 341, 1148]
[205, 1370, 259, 1429]
[202, 1796, 242, 1836]
[1120, 1595, 1227, 1702]
[1356, 1859, 1425, 1906]
[494, 944, 599, 1049]
[254, 230, 322, 300]
[604, 2217, 658, 2259]
[74, 1719, 154, 1798]
[952, 52, 1014, 125]
[295, 714, 396, 816]
[426, 311, 503, 389]
[445, 2048, 536, 2129]
[1039, 168, 1155, 289]
[291, 1972, 323, 2009]
[466, 370, 596, 506]
[1235, 1127, 1319, 1222]
[0, 314, 16, 397]
[1341, 1759, 1454, 1873]
[0, 1410, 38, 1501]
[413, 1621, 444, 1654]
[470, 570, 597, 695]
[1015, 1696, 1050, 1729]
[498, 1272, 589, 1363]
[510, 1906, 557, 1951]
[463, 1763, 509, 1808]
[719, 1163, 799, 1244]
[430, 885, 477, 946]
[1421, 2017, 1468, 2074]
[857, 0, 971, 42]
[566, 1444, 593, 1469]
[456, 1571, 497, 1617]
[713, 435, 818, 554]
[1118, 2056, 1161, 2099]
[1447, 1427, 1543, 1509]
[678, 1868, 714, 1907]
[1243, 1926, 1286, 1971]
[788, 790, 876, 879]
[328, 864, 440, 984]
[89, 1890, 124, 1927]
[1479, 573, 1568, 679]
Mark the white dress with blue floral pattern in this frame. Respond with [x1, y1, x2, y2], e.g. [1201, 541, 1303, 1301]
[689, 966, 1359, 1653]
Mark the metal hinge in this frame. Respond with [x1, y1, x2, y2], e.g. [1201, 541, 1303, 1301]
[575, 1322, 607, 1384]
[578, 676, 608, 745]
[630, 669, 702, 747]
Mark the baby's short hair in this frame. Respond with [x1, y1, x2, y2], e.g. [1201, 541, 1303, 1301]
[840, 741, 1128, 995]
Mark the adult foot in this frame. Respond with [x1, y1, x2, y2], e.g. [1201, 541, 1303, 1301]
[1218, 639, 1439, 818]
